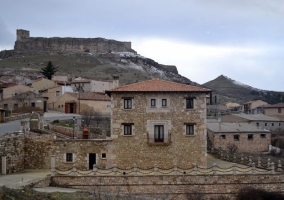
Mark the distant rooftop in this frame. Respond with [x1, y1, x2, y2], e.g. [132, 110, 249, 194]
[264, 103, 284, 108]
[232, 114, 282, 121]
[207, 122, 270, 133]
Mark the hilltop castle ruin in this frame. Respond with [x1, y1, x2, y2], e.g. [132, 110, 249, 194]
[14, 29, 134, 54]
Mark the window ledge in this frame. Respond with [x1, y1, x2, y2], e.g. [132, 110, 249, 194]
[123, 135, 133, 137]
[147, 142, 171, 146]
[65, 161, 75, 163]
[185, 134, 196, 137]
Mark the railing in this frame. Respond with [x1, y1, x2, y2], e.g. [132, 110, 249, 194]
[210, 147, 284, 171]
[51, 162, 282, 177]
[147, 133, 171, 146]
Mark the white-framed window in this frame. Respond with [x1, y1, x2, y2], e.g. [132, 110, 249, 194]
[55, 91, 60, 96]
[124, 99, 132, 109]
[66, 153, 73, 162]
[185, 98, 195, 109]
[154, 125, 164, 142]
[123, 124, 132, 135]
[101, 153, 107, 159]
[162, 99, 167, 107]
[151, 99, 156, 107]
[186, 124, 194, 135]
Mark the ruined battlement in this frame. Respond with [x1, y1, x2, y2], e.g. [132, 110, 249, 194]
[14, 29, 134, 54]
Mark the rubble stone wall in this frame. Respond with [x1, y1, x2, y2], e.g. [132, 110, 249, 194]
[51, 174, 284, 200]
[111, 92, 208, 169]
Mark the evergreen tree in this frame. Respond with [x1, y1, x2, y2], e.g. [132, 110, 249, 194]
[40, 61, 57, 80]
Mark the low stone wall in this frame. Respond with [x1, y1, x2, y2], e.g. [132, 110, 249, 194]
[51, 174, 284, 200]
[29, 175, 51, 188]
[51, 125, 82, 139]
[5, 113, 31, 122]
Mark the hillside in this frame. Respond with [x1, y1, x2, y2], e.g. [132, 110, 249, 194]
[203, 75, 284, 104]
[0, 51, 196, 86]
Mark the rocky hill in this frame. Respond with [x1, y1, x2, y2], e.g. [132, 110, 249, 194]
[203, 75, 284, 104]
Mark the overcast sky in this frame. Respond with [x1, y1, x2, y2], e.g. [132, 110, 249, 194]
[0, 0, 283, 91]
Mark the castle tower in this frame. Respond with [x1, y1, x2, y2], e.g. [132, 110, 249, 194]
[16, 29, 30, 41]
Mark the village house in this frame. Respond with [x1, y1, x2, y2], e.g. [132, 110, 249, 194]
[242, 100, 268, 114]
[263, 103, 284, 118]
[0, 83, 38, 100]
[219, 113, 283, 131]
[207, 122, 271, 152]
[41, 85, 73, 110]
[106, 78, 212, 168]
[54, 92, 111, 114]
[31, 78, 57, 91]
[0, 91, 47, 112]
[71, 77, 119, 93]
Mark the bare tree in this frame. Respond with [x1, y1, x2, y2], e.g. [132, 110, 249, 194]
[13, 90, 31, 107]
[227, 143, 238, 154]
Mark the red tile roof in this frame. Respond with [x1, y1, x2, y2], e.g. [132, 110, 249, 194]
[66, 92, 110, 101]
[106, 79, 212, 93]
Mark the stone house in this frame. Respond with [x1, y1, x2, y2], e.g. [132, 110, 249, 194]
[0, 91, 48, 112]
[0, 83, 38, 100]
[41, 85, 73, 110]
[263, 103, 284, 118]
[106, 79, 212, 168]
[219, 113, 283, 131]
[242, 100, 268, 114]
[207, 122, 271, 152]
[71, 77, 119, 93]
[31, 78, 57, 91]
[54, 92, 111, 114]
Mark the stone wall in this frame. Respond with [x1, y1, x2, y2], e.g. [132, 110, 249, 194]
[111, 92, 207, 169]
[14, 30, 134, 54]
[53, 139, 113, 170]
[51, 174, 284, 200]
[0, 133, 25, 174]
[24, 134, 55, 169]
[51, 125, 82, 139]
[207, 130, 271, 152]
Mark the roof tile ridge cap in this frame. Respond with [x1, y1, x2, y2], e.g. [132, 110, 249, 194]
[109, 79, 155, 90]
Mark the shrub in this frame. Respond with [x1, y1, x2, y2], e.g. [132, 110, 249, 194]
[236, 187, 284, 200]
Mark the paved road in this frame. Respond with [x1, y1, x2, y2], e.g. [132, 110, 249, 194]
[0, 111, 81, 135]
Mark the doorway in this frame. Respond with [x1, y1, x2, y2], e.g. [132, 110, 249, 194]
[89, 153, 96, 169]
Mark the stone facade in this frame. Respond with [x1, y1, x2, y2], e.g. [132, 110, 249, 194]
[53, 139, 113, 170]
[51, 174, 284, 200]
[14, 29, 134, 54]
[110, 92, 208, 168]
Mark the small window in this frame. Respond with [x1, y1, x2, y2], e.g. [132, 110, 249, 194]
[55, 91, 60, 96]
[31, 102, 35, 107]
[61, 105, 64, 108]
[26, 93, 29, 96]
[278, 108, 282, 113]
[13, 104, 18, 109]
[256, 123, 259, 126]
[186, 98, 194, 109]
[220, 135, 226, 139]
[3, 104, 8, 109]
[58, 105, 60, 108]
[260, 134, 266, 138]
[102, 153, 106, 159]
[265, 123, 267, 126]
[234, 135, 239, 141]
[124, 99, 132, 109]
[248, 134, 253, 140]
[279, 123, 281, 127]
[186, 125, 194, 135]
[272, 123, 274, 126]
[15, 93, 17, 96]
[162, 99, 167, 107]
[154, 125, 164, 142]
[66, 153, 73, 162]
[124, 124, 132, 135]
[151, 99, 156, 107]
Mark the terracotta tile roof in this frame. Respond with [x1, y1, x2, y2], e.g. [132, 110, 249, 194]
[66, 92, 110, 101]
[264, 103, 284, 108]
[106, 79, 212, 93]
